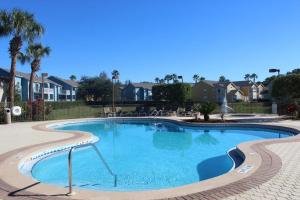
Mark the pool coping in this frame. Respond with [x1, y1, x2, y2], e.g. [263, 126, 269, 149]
[0, 117, 299, 200]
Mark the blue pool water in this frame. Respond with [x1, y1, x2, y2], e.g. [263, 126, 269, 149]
[32, 119, 291, 191]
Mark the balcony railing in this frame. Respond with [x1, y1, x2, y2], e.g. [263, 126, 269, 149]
[34, 88, 55, 93]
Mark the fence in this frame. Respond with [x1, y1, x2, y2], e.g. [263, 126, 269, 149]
[0, 101, 274, 124]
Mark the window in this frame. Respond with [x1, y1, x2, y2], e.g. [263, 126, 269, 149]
[44, 94, 48, 99]
[50, 94, 54, 99]
[203, 89, 207, 92]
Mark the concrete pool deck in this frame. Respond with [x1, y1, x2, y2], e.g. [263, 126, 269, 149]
[0, 117, 299, 200]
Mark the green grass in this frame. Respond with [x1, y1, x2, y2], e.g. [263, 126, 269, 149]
[46, 105, 104, 120]
[229, 102, 272, 114]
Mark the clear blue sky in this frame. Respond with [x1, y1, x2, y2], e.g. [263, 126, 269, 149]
[1, 0, 300, 82]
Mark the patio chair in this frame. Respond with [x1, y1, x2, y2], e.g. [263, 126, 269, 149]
[103, 107, 114, 117]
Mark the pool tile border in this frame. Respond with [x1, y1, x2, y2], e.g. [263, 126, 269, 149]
[0, 118, 299, 200]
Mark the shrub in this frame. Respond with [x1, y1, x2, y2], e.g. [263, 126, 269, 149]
[152, 83, 192, 106]
[194, 102, 216, 121]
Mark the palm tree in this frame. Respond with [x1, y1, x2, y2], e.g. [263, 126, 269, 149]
[0, 10, 11, 50]
[159, 79, 165, 84]
[250, 73, 258, 83]
[172, 73, 178, 83]
[200, 76, 205, 81]
[164, 74, 172, 84]
[70, 75, 76, 81]
[178, 75, 183, 83]
[193, 74, 200, 83]
[1, 9, 44, 107]
[19, 44, 50, 104]
[244, 74, 251, 81]
[112, 70, 120, 81]
[154, 77, 160, 84]
[219, 76, 226, 83]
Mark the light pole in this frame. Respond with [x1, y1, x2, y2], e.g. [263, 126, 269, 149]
[112, 75, 115, 113]
[178, 75, 183, 83]
[41, 73, 48, 120]
[268, 68, 279, 114]
[269, 68, 280, 76]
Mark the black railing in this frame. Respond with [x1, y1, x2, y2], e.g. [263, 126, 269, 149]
[0, 101, 273, 124]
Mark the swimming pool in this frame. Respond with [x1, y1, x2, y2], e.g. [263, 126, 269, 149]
[31, 119, 292, 191]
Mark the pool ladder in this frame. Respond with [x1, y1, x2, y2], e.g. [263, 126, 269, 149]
[67, 143, 117, 195]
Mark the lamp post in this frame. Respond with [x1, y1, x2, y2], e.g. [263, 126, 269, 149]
[268, 68, 280, 114]
[178, 75, 183, 83]
[111, 70, 120, 114]
[269, 68, 280, 76]
[41, 73, 48, 120]
[112, 75, 115, 113]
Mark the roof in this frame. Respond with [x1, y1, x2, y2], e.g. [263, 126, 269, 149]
[197, 80, 227, 88]
[131, 82, 155, 90]
[0, 68, 61, 86]
[232, 81, 254, 88]
[228, 89, 244, 96]
[48, 76, 79, 87]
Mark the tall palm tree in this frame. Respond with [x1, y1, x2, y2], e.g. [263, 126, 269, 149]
[164, 74, 172, 84]
[172, 73, 178, 83]
[178, 75, 183, 83]
[0, 10, 11, 51]
[1, 9, 44, 107]
[250, 73, 258, 83]
[19, 44, 50, 104]
[70, 75, 76, 81]
[154, 77, 160, 84]
[219, 76, 226, 83]
[112, 70, 120, 81]
[244, 74, 251, 81]
[193, 74, 200, 83]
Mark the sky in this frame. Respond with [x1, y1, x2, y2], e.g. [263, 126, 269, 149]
[0, 0, 300, 83]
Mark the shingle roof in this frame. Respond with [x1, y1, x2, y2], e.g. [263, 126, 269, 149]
[0, 67, 61, 86]
[228, 89, 244, 96]
[131, 82, 155, 90]
[232, 81, 254, 87]
[48, 76, 79, 87]
[200, 80, 227, 87]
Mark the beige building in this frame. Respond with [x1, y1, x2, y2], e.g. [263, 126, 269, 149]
[192, 81, 248, 103]
[192, 80, 226, 103]
[256, 83, 267, 100]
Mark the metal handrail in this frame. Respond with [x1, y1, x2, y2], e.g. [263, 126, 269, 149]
[67, 143, 117, 195]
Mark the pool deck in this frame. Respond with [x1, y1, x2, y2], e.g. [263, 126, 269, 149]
[0, 116, 299, 200]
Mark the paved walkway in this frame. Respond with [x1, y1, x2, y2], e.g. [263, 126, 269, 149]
[224, 141, 300, 200]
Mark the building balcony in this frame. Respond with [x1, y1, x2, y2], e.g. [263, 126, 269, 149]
[34, 88, 55, 94]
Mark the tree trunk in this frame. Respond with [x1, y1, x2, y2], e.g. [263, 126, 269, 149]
[8, 55, 17, 108]
[28, 70, 36, 119]
[204, 114, 209, 121]
[8, 36, 22, 108]
[29, 71, 35, 103]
